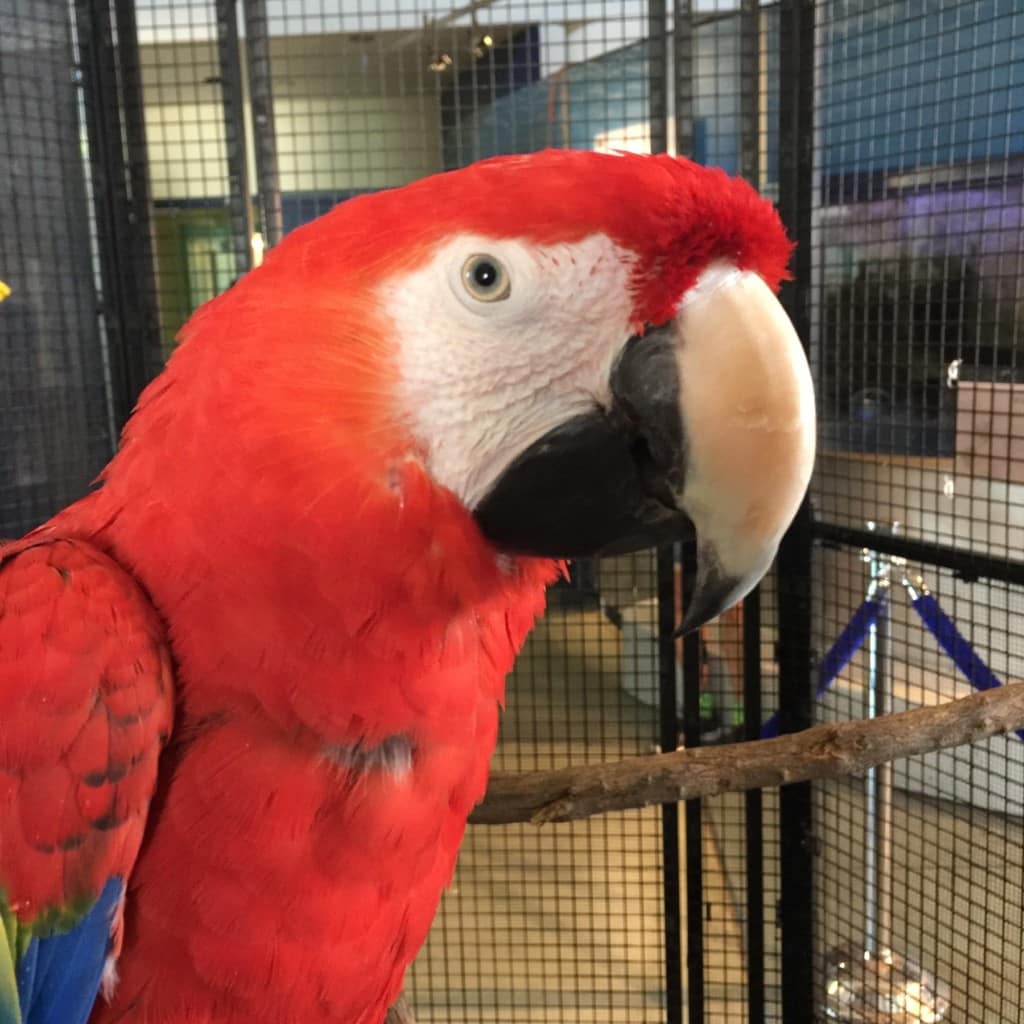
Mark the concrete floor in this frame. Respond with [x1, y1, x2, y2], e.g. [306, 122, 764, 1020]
[405, 607, 1024, 1023]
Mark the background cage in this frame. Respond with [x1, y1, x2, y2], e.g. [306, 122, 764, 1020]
[1, 0, 1022, 1021]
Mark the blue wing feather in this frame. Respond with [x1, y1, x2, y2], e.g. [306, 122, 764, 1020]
[14, 879, 122, 1024]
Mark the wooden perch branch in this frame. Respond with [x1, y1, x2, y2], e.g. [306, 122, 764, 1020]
[385, 994, 415, 1024]
[470, 681, 1024, 825]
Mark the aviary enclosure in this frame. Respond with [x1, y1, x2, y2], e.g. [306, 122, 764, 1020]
[1, 0, 1022, 1020]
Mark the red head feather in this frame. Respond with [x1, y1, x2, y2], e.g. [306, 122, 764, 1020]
[268, 149, 793, 331]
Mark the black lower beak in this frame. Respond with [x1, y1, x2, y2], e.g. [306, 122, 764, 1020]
[473, 325, 691, 559]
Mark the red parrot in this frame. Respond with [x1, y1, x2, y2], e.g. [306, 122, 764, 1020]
[0, 149, 814, 1024]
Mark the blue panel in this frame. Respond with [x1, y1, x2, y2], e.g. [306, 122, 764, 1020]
[821, 0, 1024, 175]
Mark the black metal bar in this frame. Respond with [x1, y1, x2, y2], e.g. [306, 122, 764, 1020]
[675, 14, 708, 1007]
[242, 0, 283, 248]
[74, 0, 135, 431]
[75, 0, 165, 430]
[743, 586, 765, 1022]
[679, 546, 704, 1024]
[776, 0, 816, 1018]
[673, 0, 694, 159]
[775, 519, 815, 1023]
[737, 31, 765, 1014]
[656, 545, 684, 1024]
[683, 765, 703, 1024]
[112, 0, 164, 389]
[650, 8, 680, 1015]
[1, 0, 112, 532]
[215, 0, 253, 277]
[738, 0, 760, 184]
[647, 0, 668, 154]
[814, 521, 1024, 587]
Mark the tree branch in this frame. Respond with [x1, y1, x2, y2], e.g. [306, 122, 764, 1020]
[471, 681, 1024, 825]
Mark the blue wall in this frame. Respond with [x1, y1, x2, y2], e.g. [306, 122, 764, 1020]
[448, 14, 781, 186]
[453, 0, 1020, 186]
[821, 0, 1023, 176]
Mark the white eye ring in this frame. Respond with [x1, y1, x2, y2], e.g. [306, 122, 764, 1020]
[461, 254, 511, 303]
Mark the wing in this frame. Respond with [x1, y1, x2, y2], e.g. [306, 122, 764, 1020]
[0, 539, 174, 1024]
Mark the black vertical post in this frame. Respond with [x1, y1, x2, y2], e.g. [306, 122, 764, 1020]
[775, 496, 815, 1024]
[743, 587, 765, 1022]
[673, 0, 694, 159]
[75, 0, 124, 425]
[738, 4, 765, 1019]
[671, 7, 699, 1021]
[647, 0, 668, 155]
[650, 7, 681, 1020]
[216, 0, 253, 277]
[656, 547, 684, 1024]
[75, 0, 162, 431]
[112, 0, 164, 388]
[776, 0, 817, 1020]
[679, 546, 704, 1024]
[242, 0, 283, 248]
[738, 0, 760, 185]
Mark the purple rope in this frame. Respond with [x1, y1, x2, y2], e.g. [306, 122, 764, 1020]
[910, 591, 1024, 743]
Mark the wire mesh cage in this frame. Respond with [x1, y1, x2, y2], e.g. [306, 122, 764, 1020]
[810, 2, 1024, 1022]
[1, 0, 1023, 1022]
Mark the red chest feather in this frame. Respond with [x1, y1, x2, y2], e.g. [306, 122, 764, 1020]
[68, 453, 556, 1022]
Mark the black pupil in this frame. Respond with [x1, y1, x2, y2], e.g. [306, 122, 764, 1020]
[473, 261, 498, 288]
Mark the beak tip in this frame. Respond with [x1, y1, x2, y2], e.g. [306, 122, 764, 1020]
[673, 570, 745, 637]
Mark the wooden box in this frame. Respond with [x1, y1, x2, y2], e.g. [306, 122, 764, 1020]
[955, 382, 1024, 483]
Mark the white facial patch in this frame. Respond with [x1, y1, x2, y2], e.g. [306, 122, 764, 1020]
[382, 233, 637, 509]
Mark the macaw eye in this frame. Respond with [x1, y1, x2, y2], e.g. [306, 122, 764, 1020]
[461, 254, 511, 303]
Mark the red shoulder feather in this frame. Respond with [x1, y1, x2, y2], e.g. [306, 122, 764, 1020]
[0, 538, 174, 926]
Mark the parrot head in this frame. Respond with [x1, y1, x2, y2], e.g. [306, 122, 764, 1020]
[118, 149, 815, 634]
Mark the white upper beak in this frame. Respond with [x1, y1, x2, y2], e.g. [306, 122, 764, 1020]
[673, 262, 816, 630]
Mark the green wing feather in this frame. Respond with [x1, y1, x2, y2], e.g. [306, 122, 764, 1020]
[0, 899, 25, 1024]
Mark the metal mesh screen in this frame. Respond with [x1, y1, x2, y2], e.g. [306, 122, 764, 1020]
[810, 0, 1024, 1020]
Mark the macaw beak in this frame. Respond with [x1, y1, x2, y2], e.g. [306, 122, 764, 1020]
[474, 261, 816, 633]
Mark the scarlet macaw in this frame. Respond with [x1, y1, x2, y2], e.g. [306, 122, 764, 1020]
[0, 150, 814, 1023]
